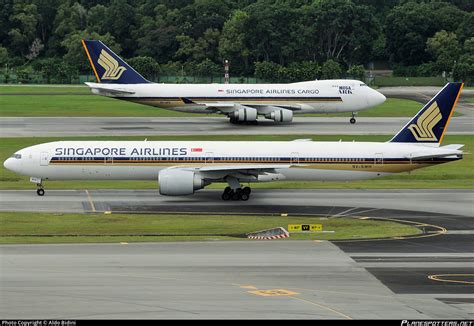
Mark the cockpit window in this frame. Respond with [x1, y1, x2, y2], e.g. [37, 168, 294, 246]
[360, 83, 367, 86]
[11, 154, 21, 159]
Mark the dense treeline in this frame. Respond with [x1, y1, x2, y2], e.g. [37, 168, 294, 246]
[0, 0, 473, 83]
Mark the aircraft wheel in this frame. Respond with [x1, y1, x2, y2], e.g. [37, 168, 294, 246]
[242, 186, 251, 195]
[224, 186, 232, 194]
[240, 193, 249, 201]
[221, 192, 231, 201]
[36, 188, 45, 196]
[231, 191, 240, 201]
[350, 117, 356, 124]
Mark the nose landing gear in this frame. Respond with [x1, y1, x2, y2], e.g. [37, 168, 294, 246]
[30, 177, 45, 196]
[350, 112, 357, 124]
[36, 183, 45, 196]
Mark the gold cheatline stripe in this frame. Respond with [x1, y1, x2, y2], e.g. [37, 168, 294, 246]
[81, 39, 101, 83]
[439, 83, 464, 144]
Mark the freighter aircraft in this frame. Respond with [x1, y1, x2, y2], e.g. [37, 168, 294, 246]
[81, 40, 386, 124]
[4, 83, 463, 201]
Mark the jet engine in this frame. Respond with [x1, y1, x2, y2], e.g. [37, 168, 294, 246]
[268, 109, 293, 123]
[229, 104, 258, 122]
[158, 169, 205, 196]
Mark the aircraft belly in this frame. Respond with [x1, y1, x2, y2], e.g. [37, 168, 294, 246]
[277, 168, 391, 181]
[40, 165, 165, 180]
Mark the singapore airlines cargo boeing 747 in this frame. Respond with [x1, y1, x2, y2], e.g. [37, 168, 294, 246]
[81, 40, 386, 124]
[4, 83, 463, 200]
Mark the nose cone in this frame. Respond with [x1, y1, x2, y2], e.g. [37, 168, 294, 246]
[3, 158, 14, 171]
[372, 89, 386, 106]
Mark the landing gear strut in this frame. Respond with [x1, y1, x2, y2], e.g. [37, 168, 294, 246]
[30, 177, 45, 196]
[350, 112, 357, 124]
[221, 177, 251, 201]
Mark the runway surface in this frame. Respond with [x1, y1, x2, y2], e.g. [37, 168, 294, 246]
[0, 189, 472, 217]
[2, 85, 473, 137]
[1, 189, 473, 318]
[1, 116, 473, 137]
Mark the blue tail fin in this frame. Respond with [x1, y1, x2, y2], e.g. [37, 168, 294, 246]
[389, 83, 463, 145]
[82, 40, 150, 84]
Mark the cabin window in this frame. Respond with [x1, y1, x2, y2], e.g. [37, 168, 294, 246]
[11, 154, 22, 159]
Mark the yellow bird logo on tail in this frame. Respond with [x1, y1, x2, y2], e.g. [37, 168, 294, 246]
[408, 102, 442, 141]
[97, 49, 127, 80]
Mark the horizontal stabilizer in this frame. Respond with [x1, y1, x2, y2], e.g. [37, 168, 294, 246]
[85, 82, 135, 95]
[406, 148, 464, 160]
[440, 144, 464, 150]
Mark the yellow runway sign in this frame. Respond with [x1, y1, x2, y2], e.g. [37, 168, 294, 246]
[288, 224, 322, 232]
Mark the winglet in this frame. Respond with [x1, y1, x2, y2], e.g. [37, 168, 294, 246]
[389, 83, 463, 146]
[81, 39, 150, 84]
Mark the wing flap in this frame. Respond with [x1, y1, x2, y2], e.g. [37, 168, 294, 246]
[194, 164, 291, 172]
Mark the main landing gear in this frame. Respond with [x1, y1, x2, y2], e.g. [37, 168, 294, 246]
[221, 186, 251, 201]
[221, 176, 251, 201]
[350, 112, 357, 124]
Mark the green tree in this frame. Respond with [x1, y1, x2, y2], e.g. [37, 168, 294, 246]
[386, 1, 467, 65]
[127, 56, 160, 80]
[426, 30, 460, 74]
[0, 46, 9, 66]
[53, 1, 87, 40]
[133, 4, 180, 62]
[8, 2, 39, 57]
[321, 59, 342, 79]
[193, 58, 221, 76]
[219, 10, 251, 73]
[301, 0, 380, 64]
[254, 61, 281, 82]
[458, 38, 474, 72]
[347, 65, 366, 81]
[453, 63, 474, 82]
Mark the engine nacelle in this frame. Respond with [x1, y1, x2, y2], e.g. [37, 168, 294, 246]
[268, 109, 293, 123]
[229, 104, 258, 122]
[158, 169, 204, 196]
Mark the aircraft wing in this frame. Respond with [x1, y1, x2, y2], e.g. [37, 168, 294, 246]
[195, 164, 291, 172]
[180, 98, 300, 112]
[85, 82, 135, 95]
[166, 164, 291, 181]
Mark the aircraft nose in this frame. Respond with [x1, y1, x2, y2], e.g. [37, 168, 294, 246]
[368, 89, 386, 107]
[3, 158, 14, 171]
[374, 90, 386, 105]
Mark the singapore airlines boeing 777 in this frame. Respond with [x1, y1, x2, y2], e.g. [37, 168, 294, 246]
[81, 40, 386, 124]
[4, 83, 463, 201]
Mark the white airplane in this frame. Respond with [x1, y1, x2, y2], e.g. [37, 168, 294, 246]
[4, 83, 463, 201]
[81, 40, 386, 124]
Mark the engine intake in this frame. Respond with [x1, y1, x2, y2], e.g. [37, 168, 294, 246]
[229, 104, 258, 122]
[268, 109, 293, 123]
[158, 169, 204, 196]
